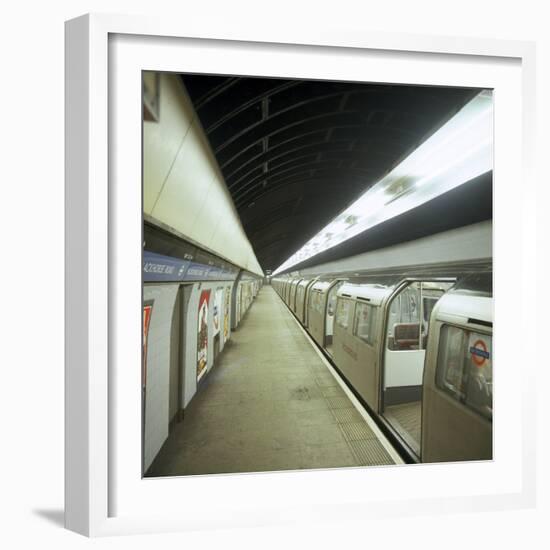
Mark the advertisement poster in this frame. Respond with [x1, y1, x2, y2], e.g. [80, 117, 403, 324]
[213, 288, 223, 336]
[224, 288, 230, 340]
[142, 304, 153, 390]
[197, 289, 211, 382]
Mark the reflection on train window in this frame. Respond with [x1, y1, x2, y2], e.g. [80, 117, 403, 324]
[335, 298, 352, 329]
[327, 294, 336, 316]
[354, 302, 377, 346]
[327, 281, 344, 317]
[436, 325, 492, 420]
[387, 283, 420, 350]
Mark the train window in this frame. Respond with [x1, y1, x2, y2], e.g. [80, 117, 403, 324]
[436, 325, 466, 397]
[354, 302, 377, 345]
[327, 294, 336, 316]
[436, 325, 492, 420]
[387, 282, 453, 351]
[335, 298, 352, 329]
[423, 296, 438, 324]
[327, 282, 344, 317]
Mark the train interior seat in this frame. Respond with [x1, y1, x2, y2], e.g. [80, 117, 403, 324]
[393, 322, 421, 350]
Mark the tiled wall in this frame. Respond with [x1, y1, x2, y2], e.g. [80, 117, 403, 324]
[143, 284, 179, 471]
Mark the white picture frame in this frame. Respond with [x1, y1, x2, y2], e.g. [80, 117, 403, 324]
[65, 13, 537, 537]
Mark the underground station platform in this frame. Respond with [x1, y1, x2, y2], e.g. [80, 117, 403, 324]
[138, 73, 493, 478]
[146, 286, 400, 477]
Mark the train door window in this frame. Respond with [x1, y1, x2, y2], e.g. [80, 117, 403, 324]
[335, 297, 351, 329]
[325, 281, 345, 342]
[354, 302, 377, 346]
[436, 325, 493, 420]
[387, 282, 454, 351]
[326, 282, 343, 318]
[387, 283, 421, 350]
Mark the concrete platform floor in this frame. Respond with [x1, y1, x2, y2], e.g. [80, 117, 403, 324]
[146, 286, 395, 477]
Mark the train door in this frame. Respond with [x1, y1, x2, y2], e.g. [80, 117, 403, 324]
[324, 281, 344, 354]
[291, 279, 303, 312]
[350, 299, 380, 410]
[296, 280, 308, 321]
[381, 280, 454, 456]
[304, 283, 315, 327]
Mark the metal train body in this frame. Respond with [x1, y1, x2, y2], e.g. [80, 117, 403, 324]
[272, 260, 493, 464]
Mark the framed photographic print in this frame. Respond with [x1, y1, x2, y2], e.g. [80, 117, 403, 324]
[65, 13, 536, 536]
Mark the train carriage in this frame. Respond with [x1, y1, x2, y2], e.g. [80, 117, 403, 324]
[421, 274, 492, 462]
[274, 259, 493, 464]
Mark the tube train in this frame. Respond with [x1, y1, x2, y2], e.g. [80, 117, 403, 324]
[271, 260, 492, 464]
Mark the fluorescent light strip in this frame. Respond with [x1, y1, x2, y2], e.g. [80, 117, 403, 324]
[273, 90, 493, 275]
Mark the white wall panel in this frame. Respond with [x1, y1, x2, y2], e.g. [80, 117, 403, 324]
[143, 284, 179, 471]
[194, 179, 225, 250]
[143, 74, 193, 214]
[144, 73, 263, 276]
[150, 124, 217, 238]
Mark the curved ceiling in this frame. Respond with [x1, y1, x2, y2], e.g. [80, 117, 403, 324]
[181, 75, 478, 272]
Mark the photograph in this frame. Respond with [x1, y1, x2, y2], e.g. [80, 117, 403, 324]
[0, 0, 545, 545]
[141, 71, 493, 477]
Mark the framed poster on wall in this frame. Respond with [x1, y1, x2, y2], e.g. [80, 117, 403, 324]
[197, 289, 211, 381]
[224, 287, 230, 340]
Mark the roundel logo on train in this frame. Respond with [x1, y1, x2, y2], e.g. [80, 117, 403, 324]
[469, 338, 490, 367]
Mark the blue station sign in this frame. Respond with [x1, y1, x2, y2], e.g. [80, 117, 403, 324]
[143, 251, 238, 282]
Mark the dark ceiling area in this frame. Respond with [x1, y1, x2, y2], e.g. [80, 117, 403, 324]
[180, 74, 479, 272]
